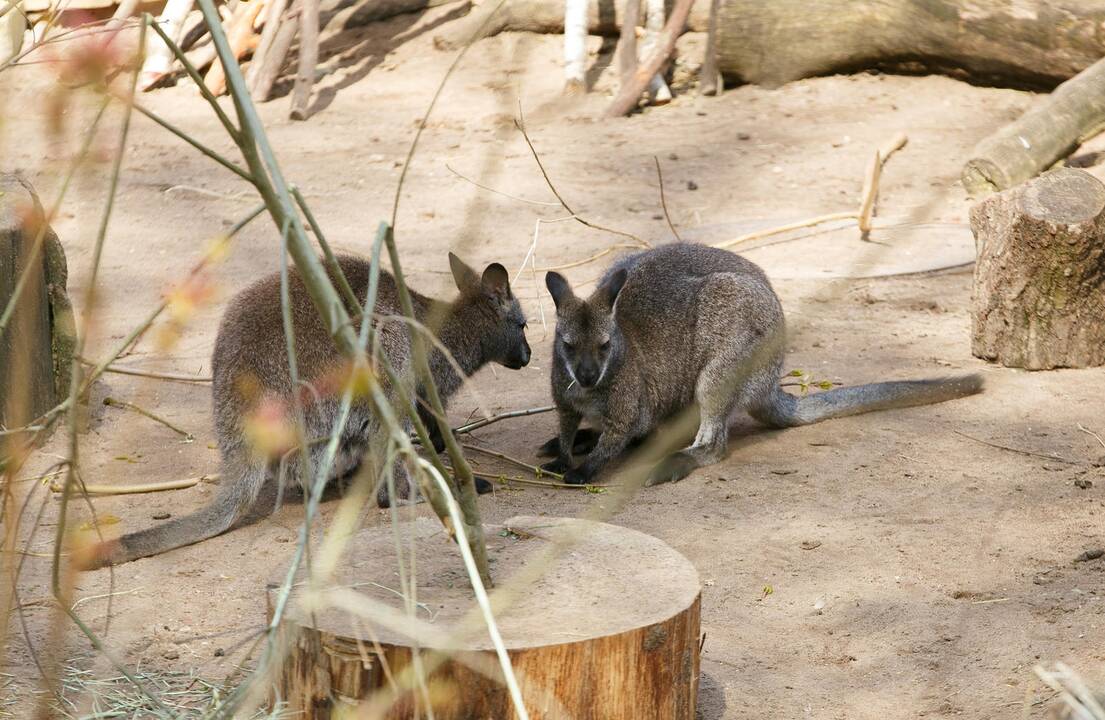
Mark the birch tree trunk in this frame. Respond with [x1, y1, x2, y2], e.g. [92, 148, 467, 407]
[563, 0, 589, 94]
[138, 0, 195, 90]
[641, 0, 670, 103]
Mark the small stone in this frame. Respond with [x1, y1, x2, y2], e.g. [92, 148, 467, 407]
[1075, 478, 1093, 489]
[152, 512, 171, 520]
[687, 180, 699, 191]
[214, 648, 225, 657]
[737, 132, 751, 141]
[161, 648, 179, 660]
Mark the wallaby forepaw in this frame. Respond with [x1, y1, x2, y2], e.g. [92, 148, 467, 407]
[646, 452, 698, 486]
[563, 468, 590, 486]
[537, 429, 601, 458]
[540, 458, 571, 475]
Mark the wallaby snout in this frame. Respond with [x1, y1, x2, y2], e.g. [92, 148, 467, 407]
[503, 337, 531, 369]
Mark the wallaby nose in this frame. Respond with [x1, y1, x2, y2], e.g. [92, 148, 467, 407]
[576, 363, 599, 387]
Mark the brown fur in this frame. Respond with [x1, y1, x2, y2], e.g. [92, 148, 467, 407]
[543, 243, 982, 486]
[83, 253, 529, 568]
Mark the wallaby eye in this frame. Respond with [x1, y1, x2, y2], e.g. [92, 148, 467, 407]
[561, 338, 575, 350]
[599, 339, 610, 350]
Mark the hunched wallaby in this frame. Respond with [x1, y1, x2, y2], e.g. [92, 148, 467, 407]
[541, 243, 982, 486]
[84, 253, 530, 568]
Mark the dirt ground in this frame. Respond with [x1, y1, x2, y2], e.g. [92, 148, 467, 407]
[4, 5, 1105, 718]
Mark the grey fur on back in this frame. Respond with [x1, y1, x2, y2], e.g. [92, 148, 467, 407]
[543, 242, 982, 486]
[87, 254, 529, 567]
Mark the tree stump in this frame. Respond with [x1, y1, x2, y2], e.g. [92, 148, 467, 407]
[271, 515, 702, 719]
[0, 173, 75, 431]
[970, 167, 1105, 370]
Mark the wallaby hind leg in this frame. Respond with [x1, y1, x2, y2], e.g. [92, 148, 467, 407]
[646, 340, 777, 487]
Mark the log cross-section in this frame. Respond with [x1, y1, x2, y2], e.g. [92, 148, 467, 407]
[272, 515, 702, 719]
[970, 167, 1105, 370]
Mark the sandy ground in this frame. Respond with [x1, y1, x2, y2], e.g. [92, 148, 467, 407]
[3, 6, 1105, 718]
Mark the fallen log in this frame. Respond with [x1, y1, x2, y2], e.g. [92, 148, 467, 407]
[963, 55, 1105, 195]
[715, 0, 1105, 89]
[433, 0, 709, 51]
[970, 167, 1105, 370]
[432, 0, 1105, 94]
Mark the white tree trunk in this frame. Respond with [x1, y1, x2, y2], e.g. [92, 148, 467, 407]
[139, 0, 196, 91]
[641, 0, 671, 102]
[563, 0, 589, 94]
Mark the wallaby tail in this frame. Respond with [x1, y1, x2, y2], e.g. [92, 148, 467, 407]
[754, 373, 984, 429]
[75, 466, 265, 570]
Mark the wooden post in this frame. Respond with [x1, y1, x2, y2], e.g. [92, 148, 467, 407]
[288, 0, 319, 119]
[0, 174, 75, 431]
[970, 167, 1105, 370]
[272, 516, 702, 719]
[251, 0, 300, 102]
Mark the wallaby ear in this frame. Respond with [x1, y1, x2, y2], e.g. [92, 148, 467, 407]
[545, 272, 573, 309]
[597, 268, 628, 308]
[481, 263, 511, 300]
[449, 252, 481, 293]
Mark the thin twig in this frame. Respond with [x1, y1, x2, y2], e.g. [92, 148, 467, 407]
[50, 474, 216, 496]
[953, 430, 1081, 465]
[515, 105, 649, 248]
[1077, 423, 1105, 450]
[535, 243, 643, 272]
[445, 163, 560, 206]
[454, 405, 555, 435]
[416, 459, 530, 720]
[102, 397, 194, 440]
[78, 360, 212, 384]
[711, 211, 858, 250]
[461, 442, 562, 480]
[474, 471, 602, 490]
[654, 155, 683, 241]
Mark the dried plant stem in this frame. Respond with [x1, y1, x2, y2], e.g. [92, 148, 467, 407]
[79, 361, 212, 383]
[48, 24, 171, 711]
[445, 163, 560, 206]
[474, 471, 593, 490]
[1077, 423, 1105, 450]
[713, 134, 908, 250]
[50, 474, 215, 496]
[382, 225, 492, 586]
[453, 405, 554, 435]
[290, 185, 362, 313]
[953, 430, 1080, 465]
[416, 458, 529, 720]
[461, 442, 563, 480]
[535, 243, 643, 272]
[132, 101, 252, 182]
[654, 155, 683, 241]
[515, 111, 649, 249]
[711, 211, 858, 250]
[102, 397, 194, 440]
